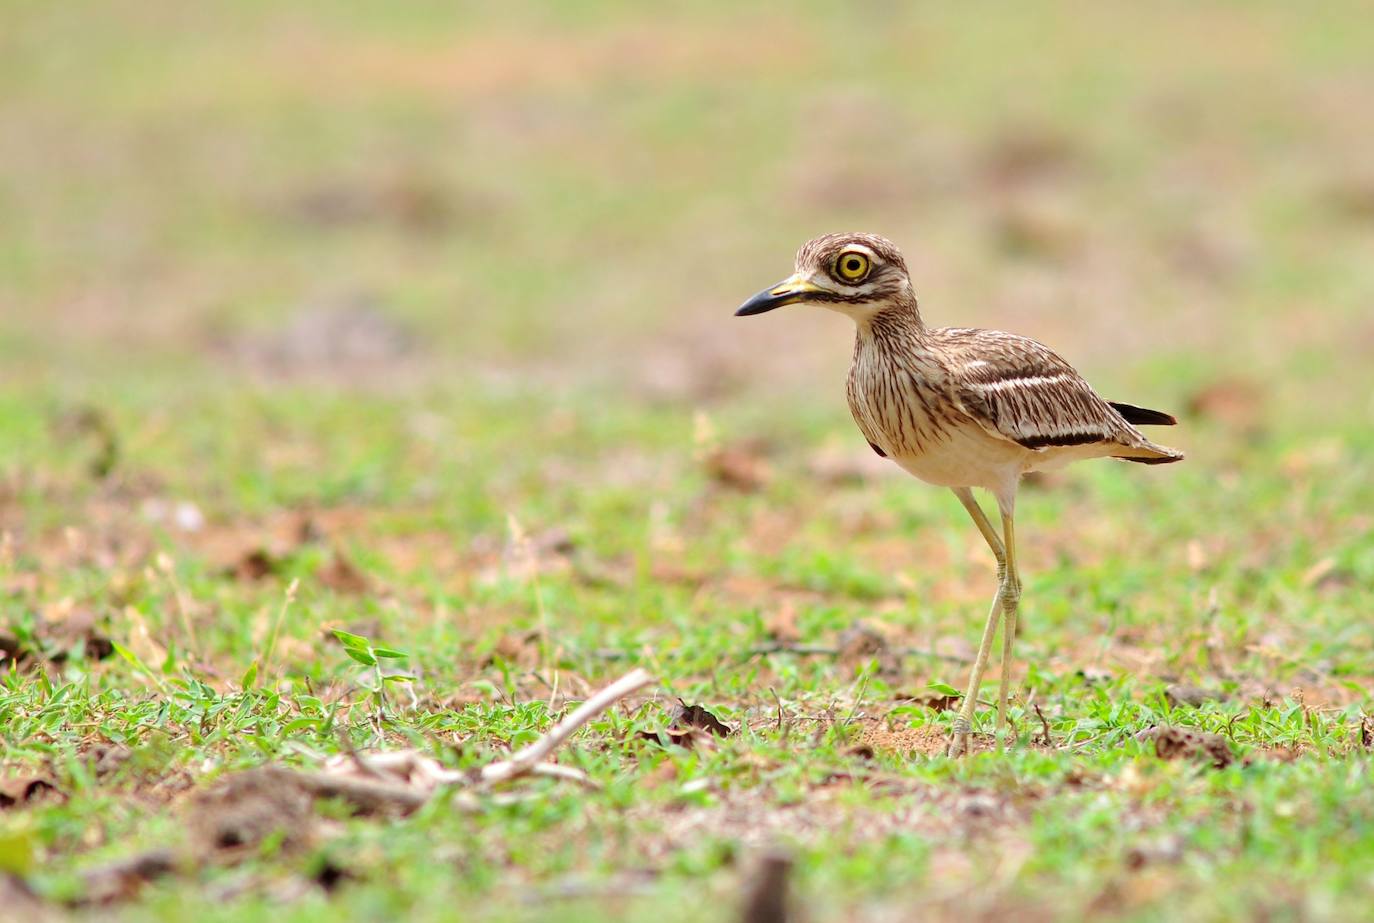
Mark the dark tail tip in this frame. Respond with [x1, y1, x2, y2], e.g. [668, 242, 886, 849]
[1116, 453, 1184, 465]
[1109, 401, 1177, 426]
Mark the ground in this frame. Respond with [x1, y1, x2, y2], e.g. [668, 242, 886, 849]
[2, 2, 1374, 921]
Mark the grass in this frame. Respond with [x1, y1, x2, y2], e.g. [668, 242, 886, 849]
[3, 2, 1374, 921]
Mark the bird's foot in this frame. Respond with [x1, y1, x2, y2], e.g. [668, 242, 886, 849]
[947, 716, 972, 757]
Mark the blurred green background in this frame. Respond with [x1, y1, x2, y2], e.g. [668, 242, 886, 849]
[4, 4, 1374, 921]
[4, 1, 1371, 404]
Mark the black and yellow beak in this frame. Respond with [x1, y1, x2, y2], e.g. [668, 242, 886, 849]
[734, 273, 824, 316]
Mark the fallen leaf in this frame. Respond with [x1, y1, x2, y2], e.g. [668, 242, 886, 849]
[669, 700, 733, 738]
[893, 690, 960, 712]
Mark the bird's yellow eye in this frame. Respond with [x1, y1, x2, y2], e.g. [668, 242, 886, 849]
[835, 251, 870, 282]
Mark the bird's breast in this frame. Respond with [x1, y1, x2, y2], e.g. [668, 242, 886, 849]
[846, 347, 958, 460]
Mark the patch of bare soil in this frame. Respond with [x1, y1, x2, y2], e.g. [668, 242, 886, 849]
[187, 769, 318, 857]
[850, 721, 951, 758]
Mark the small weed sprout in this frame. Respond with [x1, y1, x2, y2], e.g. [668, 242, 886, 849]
[332, 629, 414, 716]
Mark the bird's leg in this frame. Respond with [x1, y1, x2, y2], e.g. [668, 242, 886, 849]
[951, 487, 1006, 572]
[995, 497, 1022, 748]
[947, 488, 1007, 758]
[949, 585, 1004, 757]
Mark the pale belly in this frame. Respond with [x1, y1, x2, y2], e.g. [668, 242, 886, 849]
[887, 425, 1027, 490]
[847, 343, 1031, 493]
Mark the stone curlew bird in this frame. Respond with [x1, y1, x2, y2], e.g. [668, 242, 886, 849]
[736, 233, 1183, 756]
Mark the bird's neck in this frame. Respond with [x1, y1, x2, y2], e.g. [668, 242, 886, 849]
[855, 294, 926, 341]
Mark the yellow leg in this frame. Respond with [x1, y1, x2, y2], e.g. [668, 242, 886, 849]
[948, 586, 1003, 757]
[947, 488, 1007, 758]
[995, 507, 1022, 747]
[951, 487, 1005, 567]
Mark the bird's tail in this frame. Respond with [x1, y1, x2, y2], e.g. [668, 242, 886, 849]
[1109, 402, 1177, 426]
[1108, 400, 1183, 463]
[1113, 442, 1185, 465]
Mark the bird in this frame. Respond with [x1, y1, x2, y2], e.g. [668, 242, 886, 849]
[735, 233, 1182, 756]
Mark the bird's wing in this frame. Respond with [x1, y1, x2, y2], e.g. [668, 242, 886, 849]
[935, 328, 1143, 450]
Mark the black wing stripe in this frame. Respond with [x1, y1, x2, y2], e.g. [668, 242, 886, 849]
[1017, 431, 1108, 449]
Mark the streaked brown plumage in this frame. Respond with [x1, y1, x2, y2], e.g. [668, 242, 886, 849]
[736, 232, 1182, 756]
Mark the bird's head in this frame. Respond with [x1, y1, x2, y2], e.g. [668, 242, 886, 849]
[735, 233, 918, 325]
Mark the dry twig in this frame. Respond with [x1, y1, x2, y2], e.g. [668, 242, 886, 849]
[1033, 703, 1053, 748]
[479, 668, 655, 786]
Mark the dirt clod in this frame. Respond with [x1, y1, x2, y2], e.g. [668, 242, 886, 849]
[78, 849, 179, 906]
[739, 849, 793, 923]
[318, 551, 369, 595]
[1164, 684, 1227, 708]
[187, 769, 315, 858]
[704, 443, 772, 492]
[86, 744, 133, 778]
[0, 775, 61, 809]
[1140, 726, 1234, 769]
